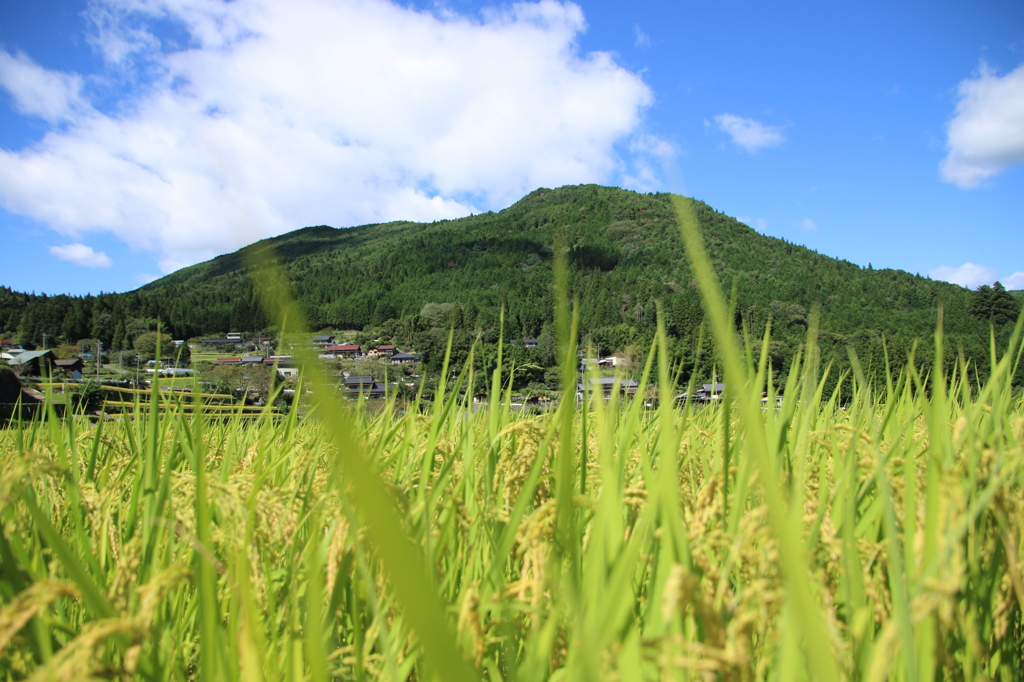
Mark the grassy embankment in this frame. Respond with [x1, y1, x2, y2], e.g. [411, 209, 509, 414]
[1, 198, 1022, 680]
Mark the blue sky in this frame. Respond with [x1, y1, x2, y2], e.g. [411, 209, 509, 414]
[1, 0, 1022, 296]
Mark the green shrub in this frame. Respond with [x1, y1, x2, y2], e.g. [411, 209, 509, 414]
[71, 380, 105, 412]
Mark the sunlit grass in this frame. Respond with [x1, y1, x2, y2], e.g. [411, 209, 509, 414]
[1, 200, 1022, 680]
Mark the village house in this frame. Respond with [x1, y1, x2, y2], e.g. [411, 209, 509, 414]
[325, 343, 360, 357]
[367, 344, 396, 358]
[343, 375, 387, 398]
[677, 383, 726, 404]
[390, 353, 421, 365]
[311, 335, 335, 348]
[523, 338, 538, 349]
[345, 375, 374, 388]
[53, 358, 85, 376]
[577, 376, 639, 401]
[201, 337, 237, 347]
[6, 350, 55, 377]
[264, 356, 298, 378]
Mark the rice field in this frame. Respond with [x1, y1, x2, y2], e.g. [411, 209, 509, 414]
[1, 203, 1023, 680]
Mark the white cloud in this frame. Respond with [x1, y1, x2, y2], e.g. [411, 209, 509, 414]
[50, 243, 113, 268]
[1004, 272, 1024, 290]
[0, 0, 658, 274]
[621, 133, 675, 191]
[83, 0, 164, 69]
[0, 51, 90, 123]
[634, 25, 650, 48]
[796, 218, 817, 231]
[940, 62, 1024, 188]
[737, 216, 767, 232]
[713, 114, 784, 153]
[930, 263, 1024, 289]
[929, 262, 999, 288]
[629, 134, 674, 160]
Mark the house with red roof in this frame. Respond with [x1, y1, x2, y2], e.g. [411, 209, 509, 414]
[368, 344, 396, 357]
[325, 343, 361, 357]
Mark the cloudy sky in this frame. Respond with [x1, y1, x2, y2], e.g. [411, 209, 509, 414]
[1, 0, 1022, 295]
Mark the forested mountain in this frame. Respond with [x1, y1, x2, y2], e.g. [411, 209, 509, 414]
[2, 184, 1020, 389]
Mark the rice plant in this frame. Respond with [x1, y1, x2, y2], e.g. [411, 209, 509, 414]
[1, 199, 1022, 680]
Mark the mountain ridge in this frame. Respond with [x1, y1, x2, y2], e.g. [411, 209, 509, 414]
[198, 187, 969, 330]
[3, 184, 1019, 388]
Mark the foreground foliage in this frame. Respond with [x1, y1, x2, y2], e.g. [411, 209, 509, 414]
[1, 319, 1023, 680]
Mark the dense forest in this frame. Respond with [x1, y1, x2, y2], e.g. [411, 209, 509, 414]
[2, 184, 1021, 392]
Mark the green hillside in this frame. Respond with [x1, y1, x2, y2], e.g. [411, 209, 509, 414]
[2, 184, 1021, 390]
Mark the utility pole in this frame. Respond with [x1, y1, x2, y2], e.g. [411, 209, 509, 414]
[97, 339, 102, 380]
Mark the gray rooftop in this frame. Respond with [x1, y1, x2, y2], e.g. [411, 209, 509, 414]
[7, 350, 51, 365]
